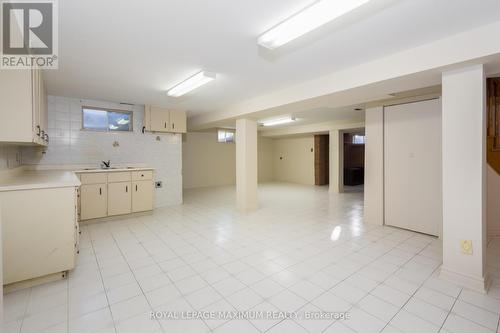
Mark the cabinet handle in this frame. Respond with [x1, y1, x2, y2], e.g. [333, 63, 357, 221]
[36, 125, 41, 136]
[135, 185, 138, 191]
[164, 122, 167, 128]
[142, 126, 146, 134]
[99, 187, 102, 195]
[172, 123, 175, 129]
[126, 185, 128, 192]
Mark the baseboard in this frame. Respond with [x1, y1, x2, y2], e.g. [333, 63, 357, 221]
[4, 271, 67, 293]
[440, 266, 490, 294]
[80, 210, 153, 225]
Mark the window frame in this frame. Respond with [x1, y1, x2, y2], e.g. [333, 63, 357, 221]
[81, 106, 134, 132]
[217, 129, 235, 143]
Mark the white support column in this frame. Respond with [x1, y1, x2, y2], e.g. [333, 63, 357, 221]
[440, 65, 488, 292]
[329, 129, 343, 193]
[364, 107, 384, 226]
[236, 119, 258, 212]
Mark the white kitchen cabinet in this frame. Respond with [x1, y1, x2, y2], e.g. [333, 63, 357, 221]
[0, 68, 48, 146]
[143, 105, 186, 133]
[108, 182, 132, 216]
[148, 106, 170, 132]
[132, 180, 154, 212]
[80, 184, 107, 220]
[1, 186, 78, 286]
[78, 169, 154, 221]
[169, 110, 187, 133]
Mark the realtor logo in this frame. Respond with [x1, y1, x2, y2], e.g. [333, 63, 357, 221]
[1, 0, 58, 69]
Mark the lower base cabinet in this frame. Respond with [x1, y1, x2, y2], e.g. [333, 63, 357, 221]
[77, 170, 154, 221]
[133, 180, 154, 212]
[108, 182, 132, 216]
[80, 184, 107, 220]
[1, 186, 78, 285]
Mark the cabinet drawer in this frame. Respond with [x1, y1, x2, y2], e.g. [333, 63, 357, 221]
[132, 170, 153, 181]
[107, 172, 131, 183]
[80, 173, 107, 184]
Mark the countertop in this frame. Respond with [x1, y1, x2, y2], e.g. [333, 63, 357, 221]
[75, 167, 154, 174]
[0, 170, 81, 192]
[0, 165, 154, 192]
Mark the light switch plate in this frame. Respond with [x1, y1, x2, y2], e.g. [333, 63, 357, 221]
[461, 240, 473, 255]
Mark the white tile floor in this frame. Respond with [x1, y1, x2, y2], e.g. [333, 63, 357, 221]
[3, 183, 500, 333]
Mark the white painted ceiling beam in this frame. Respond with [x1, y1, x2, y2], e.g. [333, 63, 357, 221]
[189, 20, 500, 130]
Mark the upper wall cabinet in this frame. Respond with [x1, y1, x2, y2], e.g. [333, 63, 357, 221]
[143, 105, 186, 133]
[0, 68, 48, 146]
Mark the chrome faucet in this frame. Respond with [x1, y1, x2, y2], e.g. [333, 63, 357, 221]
[101, 160, 111, 169]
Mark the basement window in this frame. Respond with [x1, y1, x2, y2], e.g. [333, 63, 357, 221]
[82, 107, 133, 132]
[217, 129, 235, 143]
[352, 134, 365, 144]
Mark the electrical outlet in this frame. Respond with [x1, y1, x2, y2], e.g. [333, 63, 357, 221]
[461, 240, 473, 255]
[155, 181, 162, 188]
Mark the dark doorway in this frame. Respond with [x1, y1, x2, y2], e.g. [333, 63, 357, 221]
[343, 132, 365, 186]
[314, 134, 329, 186]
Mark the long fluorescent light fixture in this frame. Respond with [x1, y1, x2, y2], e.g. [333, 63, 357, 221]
[261, 117, 296, 127]
[167, 71, 216, 97]
[258, 0, 372, 49]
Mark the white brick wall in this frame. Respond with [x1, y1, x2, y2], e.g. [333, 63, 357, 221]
[22, 96, 183, 207]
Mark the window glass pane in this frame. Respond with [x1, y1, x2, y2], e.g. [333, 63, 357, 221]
[108, 111, 132, 131]
[352, 135, 365, 144]
[218, 130, 226, 142]
[225, 132, 234, 142]
[83, 109, 108, 130]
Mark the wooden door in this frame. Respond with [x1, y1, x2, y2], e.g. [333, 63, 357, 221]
[487, 78, 500, 174]
[108, 182, 132, 216]
[80, 184, 107, 220]
[132, 180, 154, 212]
[314, 135, 329, 185]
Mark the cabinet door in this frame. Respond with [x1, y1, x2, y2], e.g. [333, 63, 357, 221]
[150, 106, 170, 132]
[169, 110, 186, 133]
[0, 69, 35, 143]
[132, 180, 154, 212]
[108, 182, 132, 216]
[80, 184, 107, 220]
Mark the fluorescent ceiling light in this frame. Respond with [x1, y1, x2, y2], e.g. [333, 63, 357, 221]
[258, 0, 372, 49]
[167, 71, 216, 97]
[260, 117, 296, 127]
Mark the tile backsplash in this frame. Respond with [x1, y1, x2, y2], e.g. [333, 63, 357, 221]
[22, 96, 182, 207]
[0, 145, 21, 170]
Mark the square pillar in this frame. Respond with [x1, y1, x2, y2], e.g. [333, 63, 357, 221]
[329, 129, 343, 193]
[440, 64, 488, 292]
[364, 107, 384, 226]
[236, 119, 258, 212]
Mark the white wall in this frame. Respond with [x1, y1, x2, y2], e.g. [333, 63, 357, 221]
[273, 136, 315, 185]
[258, 137, 274, 182]
[182, 132, 236, 189]
[364, 107, 384, 225]
[21, 96, 183, 208]
[182, 132, 274, 189]
[0, 145, 21, 170]
[488, 165, 500, 237]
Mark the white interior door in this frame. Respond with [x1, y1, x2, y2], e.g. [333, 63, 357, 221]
[384, 99, 442, 236]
